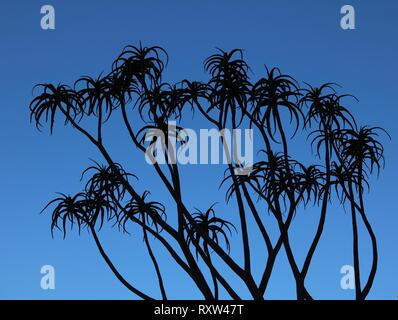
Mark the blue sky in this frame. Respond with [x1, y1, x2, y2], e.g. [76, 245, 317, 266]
[0, 0, 397, 299]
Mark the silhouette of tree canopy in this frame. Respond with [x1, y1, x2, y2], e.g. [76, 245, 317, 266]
[30, 44, 389, 300]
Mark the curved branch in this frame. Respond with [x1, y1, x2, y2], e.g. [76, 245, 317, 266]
[89, 225, 154, 300]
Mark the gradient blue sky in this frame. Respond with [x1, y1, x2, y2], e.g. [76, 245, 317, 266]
[0, 0, 397, 299]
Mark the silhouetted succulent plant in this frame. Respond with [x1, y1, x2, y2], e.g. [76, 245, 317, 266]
[120, 191, 167, 233]
[186, 206, 235, 257]
[31, 44, 389, 301]
[30, 83, 83, 133]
